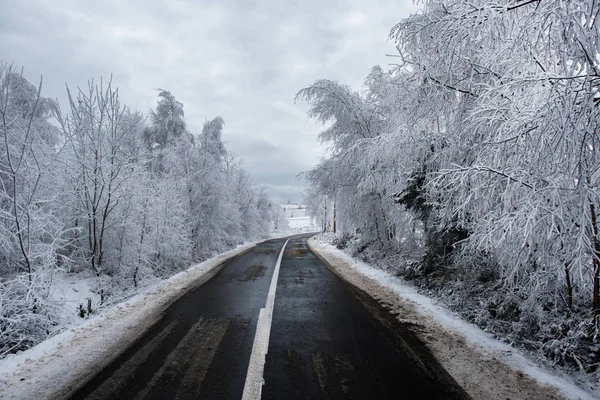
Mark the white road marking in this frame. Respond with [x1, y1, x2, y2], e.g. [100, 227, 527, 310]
[242, 239, 290, 400]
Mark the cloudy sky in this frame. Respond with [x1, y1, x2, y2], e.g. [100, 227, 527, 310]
[1, 0, 418, 203]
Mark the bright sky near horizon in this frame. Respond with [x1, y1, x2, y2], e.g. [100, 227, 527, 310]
[1, 0, 419, 203]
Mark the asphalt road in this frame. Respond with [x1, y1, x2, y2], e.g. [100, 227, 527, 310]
[69, 234, 469, 400]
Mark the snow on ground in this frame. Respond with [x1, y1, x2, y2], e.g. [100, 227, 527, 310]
[49, 270, 104, 329]
[0, 242, 258, 400]
[287, 216, 317, 231]
[281, 202, 307, 219]
[282, 203, 319, 233]
[308, 237, 597, 400]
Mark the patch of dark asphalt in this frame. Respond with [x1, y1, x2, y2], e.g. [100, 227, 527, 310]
[133, 317, 230, 400]
[65, 233, 465, 400]
[258, 249, 277, 254]
[68, 237, 288, 400]
[289, 247, 307, 257]
[261, 236, 471, 400]
[240, 264, 266, 282]
[318, 246, 470, 398]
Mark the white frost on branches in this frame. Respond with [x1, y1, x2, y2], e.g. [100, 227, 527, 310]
[0, 65, 279, 355]
[300, 0, 600, 384]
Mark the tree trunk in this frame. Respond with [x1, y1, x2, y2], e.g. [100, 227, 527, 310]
[333, 199, 336, 233]
[135, 200, 148, 288]
[564, 261, 573, 312]
[590, 201, 600, 324]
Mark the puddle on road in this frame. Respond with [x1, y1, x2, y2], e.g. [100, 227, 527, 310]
[240, 264, 266, 282]
[258, 249, 277, 255]
[290, 248, 307, 257]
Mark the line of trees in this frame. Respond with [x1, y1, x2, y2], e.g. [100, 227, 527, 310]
[302, 0, 600, 376]
[0, 64, 280, 355]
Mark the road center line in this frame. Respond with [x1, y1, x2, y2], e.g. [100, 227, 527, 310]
[242, 239, 290, 400]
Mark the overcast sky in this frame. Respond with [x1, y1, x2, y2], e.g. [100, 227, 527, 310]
[1, 0, 419, 203]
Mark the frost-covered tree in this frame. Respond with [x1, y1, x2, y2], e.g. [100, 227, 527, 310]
[390, 0, 600, 318]
[298, 75, 419, 247]
[55, 78, 141, 276]
[0, 65, 64, 277]
[0, 66, 276, 357]
[0, 65, 64, 355]
[143, 89, 186, 149]
[301, 0, 600, 377]
[200, 116, 227, 161]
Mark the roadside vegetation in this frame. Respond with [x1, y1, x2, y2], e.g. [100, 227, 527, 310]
[0, 66, 283, 356]
[301, 0, 600, 389]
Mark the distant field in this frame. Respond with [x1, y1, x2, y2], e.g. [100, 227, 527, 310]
[282, 203, 318, 232]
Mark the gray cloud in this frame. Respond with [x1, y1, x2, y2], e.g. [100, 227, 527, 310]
[1, 0, 418, 202]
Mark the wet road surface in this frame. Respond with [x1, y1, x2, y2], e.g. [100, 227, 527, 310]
[262, 236, 468, 399]
[69, 234, 469, 400]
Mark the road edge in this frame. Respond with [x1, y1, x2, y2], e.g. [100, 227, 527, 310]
[0, 241, 261, 400]
[64, 243, 259, 399]
[306, 237, 585, 400]
[306, 236, 470, 399]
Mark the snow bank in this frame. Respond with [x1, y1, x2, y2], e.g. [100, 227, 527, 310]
[0, 242, 257, 400]
[308, 237, 596, 400]
[49, 271, 104, 328]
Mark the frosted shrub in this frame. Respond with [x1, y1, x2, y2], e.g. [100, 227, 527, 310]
[0, 273, 60, 356]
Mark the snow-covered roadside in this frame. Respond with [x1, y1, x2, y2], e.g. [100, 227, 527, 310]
[268, 230, 297, 239]
[49, 271, 104, 328]
[308, 237, 597, 400]
[0, 242, 258, 400]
